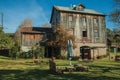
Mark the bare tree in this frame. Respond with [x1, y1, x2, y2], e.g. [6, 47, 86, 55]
[20, 18, 33, 27]
[109, 0, 120, 28]
[46, 25, 76, 57]
[14, 18, 33, 45]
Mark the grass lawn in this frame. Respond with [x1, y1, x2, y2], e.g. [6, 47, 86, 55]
[0, 56, 120, 80]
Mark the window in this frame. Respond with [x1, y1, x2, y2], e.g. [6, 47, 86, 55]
[69, 16, 72, 21]
[78, 7, 84, 11]
[68, 15, 73, 28]
[82, 31, 87, 37]
[93, 18, 98, 27]
[94, 30, 99, 38]
[82, 17, 86, 27]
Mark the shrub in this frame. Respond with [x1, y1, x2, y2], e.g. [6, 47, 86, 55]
[59, 55, 67, 60]
[19, 51, 32, 58]
[72, 56, 80, 60]
[9, 45, 19, 59]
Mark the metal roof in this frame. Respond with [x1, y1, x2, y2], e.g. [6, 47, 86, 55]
[54, 6, 105, 15]
[21, 27, 53, 33]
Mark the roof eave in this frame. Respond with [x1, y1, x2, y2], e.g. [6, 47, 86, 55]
[21, 31, 45, 34]
[58, 9, 106, 16]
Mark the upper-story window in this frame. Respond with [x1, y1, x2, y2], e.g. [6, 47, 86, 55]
[68, 15, 73, 28]
[82, 17, 86, 28]
[93, 18, 99, 42]
[81, 17, 87, 37]
[93, 18, 98, 27]
[94, 30, 99, 38]
[61, 13, 67, 27]
[69, 15, 73, 21]
[82, 31, 87, 37]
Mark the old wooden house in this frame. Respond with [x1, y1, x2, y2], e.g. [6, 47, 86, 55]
[50, 4, 106, 60]
[15, 26, 53, 54]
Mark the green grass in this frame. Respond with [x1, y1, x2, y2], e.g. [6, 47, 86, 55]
[0, 56, 120, 80]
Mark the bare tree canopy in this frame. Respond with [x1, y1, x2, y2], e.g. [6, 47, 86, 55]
[46, 25, 76, 50]
[109, 0, 120, 27]
[20, 18, 33, 27]
[14, 18, 33, 42]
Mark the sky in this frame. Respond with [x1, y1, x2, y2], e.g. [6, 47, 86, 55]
[0, 0, 114, 33]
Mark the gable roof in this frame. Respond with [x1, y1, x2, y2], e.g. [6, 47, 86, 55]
[78, 4, 86, 8]
[54, 6, 105, 15]
[50, 5, 105, 23]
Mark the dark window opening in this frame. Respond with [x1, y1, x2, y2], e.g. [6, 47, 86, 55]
[82, 31, 87, 37]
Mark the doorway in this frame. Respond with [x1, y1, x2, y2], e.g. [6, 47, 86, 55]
[80, 46, 91, 60]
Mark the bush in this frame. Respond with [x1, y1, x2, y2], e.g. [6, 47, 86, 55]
[19, 51, 32, 58]
[72, 56, 80, 60]
[58, 55, 67, 60]
[10, 46, 19, 59]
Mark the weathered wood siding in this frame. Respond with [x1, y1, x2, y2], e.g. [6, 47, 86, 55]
[51, 9, 60, 28]
[22, 33, 43, 46]
[59, 12, 106, 44]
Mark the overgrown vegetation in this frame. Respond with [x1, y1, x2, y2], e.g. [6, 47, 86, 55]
[0, 28, 14, 50]
[46, 25, 76, 57]
[107, 28, 120, 52]
[107, 0, 120, 53]
[32, 45, 45, 60]
[109, 0, 120, 28]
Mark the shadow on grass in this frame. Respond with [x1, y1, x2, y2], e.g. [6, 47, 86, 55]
[0, 69, 50, 80]
[0, 56, 10, 60]
[89, 65, 120, 72]
[0, 69, 120, 80]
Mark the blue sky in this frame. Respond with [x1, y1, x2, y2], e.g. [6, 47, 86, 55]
[0, 0, 114, 33]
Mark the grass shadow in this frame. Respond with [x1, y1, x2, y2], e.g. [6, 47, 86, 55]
[1, 69, 119, 80]
[0, 69, 51, 80]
